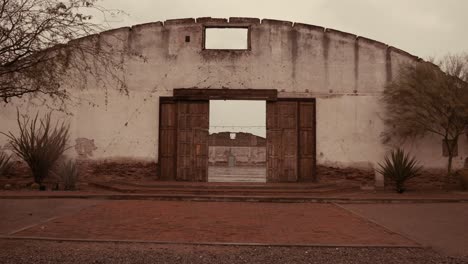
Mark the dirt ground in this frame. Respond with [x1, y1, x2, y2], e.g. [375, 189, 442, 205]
[0, 240, 466, 264]
[4, 200, 414, 246]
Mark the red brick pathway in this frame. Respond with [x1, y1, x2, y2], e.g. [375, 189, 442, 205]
[13, 201, 416, 246]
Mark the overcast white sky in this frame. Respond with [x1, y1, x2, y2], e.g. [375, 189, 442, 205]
[99, 0, 467, 138]
[210, 101, 266, 137]
[102, 0, 468, 59]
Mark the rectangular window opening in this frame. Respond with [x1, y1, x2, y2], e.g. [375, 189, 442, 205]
[204, 28, 249, 50]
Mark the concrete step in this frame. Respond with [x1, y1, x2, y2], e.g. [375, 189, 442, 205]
[3, 192, 468, 204]
[109, 181, 343, 190]
[208, 166, 267, 183]
[208, 176, 266, 183]
[89, 182, 359, 196]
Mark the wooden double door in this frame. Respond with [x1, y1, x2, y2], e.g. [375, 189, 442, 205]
[159, 98, 316, 182]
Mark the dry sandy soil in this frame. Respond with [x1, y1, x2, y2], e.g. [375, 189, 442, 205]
[0, 240, 466, 264]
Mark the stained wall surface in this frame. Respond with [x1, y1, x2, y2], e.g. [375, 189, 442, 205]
[0, 17, 466, 170]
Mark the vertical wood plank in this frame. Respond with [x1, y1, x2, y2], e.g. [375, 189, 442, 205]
[176, 101, 209, 181]
[159, 100, 177, 180]
[266, 101, 298, 182]
[298, 101, 316, 181]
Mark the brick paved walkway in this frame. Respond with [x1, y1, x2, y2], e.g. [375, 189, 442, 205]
[3, 200, 415, 246]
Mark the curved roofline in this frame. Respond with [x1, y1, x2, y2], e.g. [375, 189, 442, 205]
[69, 17, 422, 62]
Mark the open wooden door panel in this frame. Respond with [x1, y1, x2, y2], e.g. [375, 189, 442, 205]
[266, 101, 298, 182]
[159, 99, 177, 180]
[176, 101, 209, 181]
[298, 101, 316, 181]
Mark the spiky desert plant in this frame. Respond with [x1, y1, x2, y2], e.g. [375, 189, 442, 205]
[58, 159, 79, 190]
[1, 111, 69, 185]
[0, 152, 13, 177]
[377, 148, 423, 193]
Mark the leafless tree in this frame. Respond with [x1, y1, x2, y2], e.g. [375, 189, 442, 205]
[0, 0, 136, 106]
[382, 54, 468, 183]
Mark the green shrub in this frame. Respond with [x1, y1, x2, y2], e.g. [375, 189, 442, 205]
[58, 159, 79, 191]
[1, 111, 69, 185]
[0, 152, 13, 177]
[377, 148, 423, 193]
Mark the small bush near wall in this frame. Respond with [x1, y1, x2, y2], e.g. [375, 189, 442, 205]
[377, 148, 423, 193]
[457, 169, 468, 191]
[57, 160, 79, 190]
[0, 152, 13, 177]
[1, 112, 69, 187]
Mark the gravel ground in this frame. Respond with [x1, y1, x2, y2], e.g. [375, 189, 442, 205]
[0, 240, 467, 264]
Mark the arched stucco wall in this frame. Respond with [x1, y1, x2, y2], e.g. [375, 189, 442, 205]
[0, 17, 466, 170]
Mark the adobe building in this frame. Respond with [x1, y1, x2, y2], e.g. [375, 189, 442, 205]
[208, 132, 266, 167]
[1, 17, 467, 184]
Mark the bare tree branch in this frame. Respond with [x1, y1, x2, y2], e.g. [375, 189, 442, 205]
[382, 53, 468, 179]
[0, 0, 136, 106]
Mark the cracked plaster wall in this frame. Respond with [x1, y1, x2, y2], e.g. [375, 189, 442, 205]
[0, 17, 466, 169]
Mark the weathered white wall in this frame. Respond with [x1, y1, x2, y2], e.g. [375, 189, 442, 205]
[316, 95, 386, 168]
[1, 17, 466, 170]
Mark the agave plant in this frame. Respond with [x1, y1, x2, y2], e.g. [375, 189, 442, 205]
[377, 148, 423, 193]
[0, 152, 13, 177]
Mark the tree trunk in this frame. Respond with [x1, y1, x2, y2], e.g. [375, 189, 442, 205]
[445, 136, 458, 190]
[446, 154, 453, 188]
[443, 137, 451, 190]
